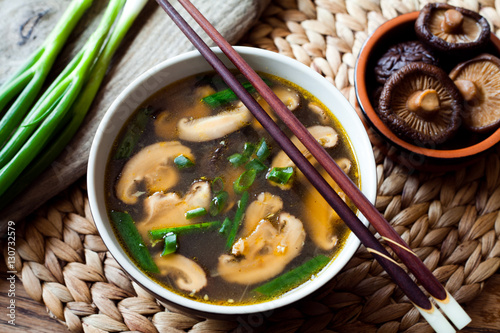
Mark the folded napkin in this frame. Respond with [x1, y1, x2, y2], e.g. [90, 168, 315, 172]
[0, 0, 270, 231]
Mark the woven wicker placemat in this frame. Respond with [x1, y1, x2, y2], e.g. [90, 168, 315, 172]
[4, 0, 500, 332]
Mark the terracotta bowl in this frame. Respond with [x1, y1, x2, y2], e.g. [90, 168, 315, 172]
[355, 11, 500, 171]
[88, 47, 377, 319]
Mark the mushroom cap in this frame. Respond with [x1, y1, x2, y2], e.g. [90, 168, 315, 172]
[217, 212, 306, 285]
[155, 254, 207, 293]
[374, 41, 438, 84]
[177, 102, 252, 142]
[269, 125, 338, 189]
[136, 181, 211, 236]
[378, 62, 463, 145]
[415, 3, 490, 54]
[449, 53, 500, 133]
[115, 141, 194, 204]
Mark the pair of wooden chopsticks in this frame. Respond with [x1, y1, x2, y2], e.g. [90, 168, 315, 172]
[155, 0, 471, 331]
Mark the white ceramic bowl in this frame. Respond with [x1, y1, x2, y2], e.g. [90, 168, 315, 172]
[88, 46, 377, 318]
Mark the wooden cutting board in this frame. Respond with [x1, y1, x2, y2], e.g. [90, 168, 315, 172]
[0, 0, 270, 232]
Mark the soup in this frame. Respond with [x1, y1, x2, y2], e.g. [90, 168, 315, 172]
[105, 72, 360, 305]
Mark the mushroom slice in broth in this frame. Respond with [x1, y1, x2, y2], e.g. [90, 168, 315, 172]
[155, 85, 215, 140]
[240, 192, 283, 238]
[218, 212, 306, 285]
[300, 160, 351, 250]
[269, 125, 338, 189]
[177, 101, 252, 142]
[155, 253, 207, 293]
[115, 141, 194, 204]
[137, 181, 211, 237]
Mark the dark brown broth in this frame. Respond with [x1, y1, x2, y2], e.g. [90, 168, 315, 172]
[105, 72, 360, 305]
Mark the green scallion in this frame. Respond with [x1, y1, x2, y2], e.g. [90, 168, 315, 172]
[225, 191, 249, 251]
[201, 81, 256, 108]
[228, 153, 247, 167]
[209, 191, 229, 216]
[233, 169, 257, 194]
[245, 158, 267, 174]
[109, 210, 159, 273]
[219, 217, 232, 236]
[114, 107, 151, 159]
[253, 255, 330, 297]
[149, 221, 221, 240]
[255, 138, 270, 161]
[174, 154, 195, 169]
[185, 207, 207, 219]
[267, 166, 294, 185]
[242, 142, 256, 158]
[161, 232, 178, 256]
[0, 0, 149, 199]
[211, 176, 224, 194]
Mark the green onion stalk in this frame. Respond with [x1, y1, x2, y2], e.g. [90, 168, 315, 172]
[0, 0, 93, 145]
[0, 0, 148, 202]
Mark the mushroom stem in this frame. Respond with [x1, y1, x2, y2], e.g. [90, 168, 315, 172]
[407, 89, 441, 118]
[454, 79, 478, 103]
[441, 9, 464, 34]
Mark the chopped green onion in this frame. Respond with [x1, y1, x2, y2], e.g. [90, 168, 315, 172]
[234, 169, 257, 194]
[149, 221, 221, 240]
[211, 177, 224, 194]
[219, 217, 232, 236]
[242, 142, 256, 158]
[255, 138, 270, 161]
[226, 191, 250, 251]
[253, 255, 330, 297]
[202, 81, 256, 108]
[209, 191, 229, 216]
[267, 166, 294, 185]
[245, 158, 267, 174]
[109, 210, 159, 273]
[114, 107, 151, 159]
[201, 78, 272, 108]
[174, 154, 195, 169]
[161, 232, 178, 256]
[185, 207, 207, 219]
[228, 153, 247, 167]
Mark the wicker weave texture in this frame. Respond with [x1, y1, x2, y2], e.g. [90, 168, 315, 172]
[4, 0, 500, 332]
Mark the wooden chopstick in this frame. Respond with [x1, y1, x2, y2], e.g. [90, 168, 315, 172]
[155, 1, 469, 331]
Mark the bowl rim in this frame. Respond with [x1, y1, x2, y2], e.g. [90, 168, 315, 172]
[88, 46, 377, 316]
[355, 11, 500, 159]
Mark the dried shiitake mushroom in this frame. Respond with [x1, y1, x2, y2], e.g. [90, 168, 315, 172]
[415, 3, 490, 54]
[449, 54, 500, 132]
[378, 62, 463, 145]
[374, 41, 438, 84]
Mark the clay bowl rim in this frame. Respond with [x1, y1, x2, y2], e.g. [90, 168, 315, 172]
[355, 11, 500, 160]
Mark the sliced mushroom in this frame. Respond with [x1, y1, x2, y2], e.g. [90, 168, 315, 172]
[240, 192, 283, 238]
[217, 212, 305, 285]
[300, 163, 350, 250]
[449, 54, 500, 132]
[415, 3, 490, 54]
[137, 181, 211, 236]
[308, 102, 330, 124]
[177, 102, 252, 142]
[260, 86, 300, 113]
[155, 253, 207, 293]
[378, 63, 462, 145]
[155, 86, 216, 140]
[252, 86, 301, 130]
[115, 141, 194, 204]
[269, 125, 338, 189]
